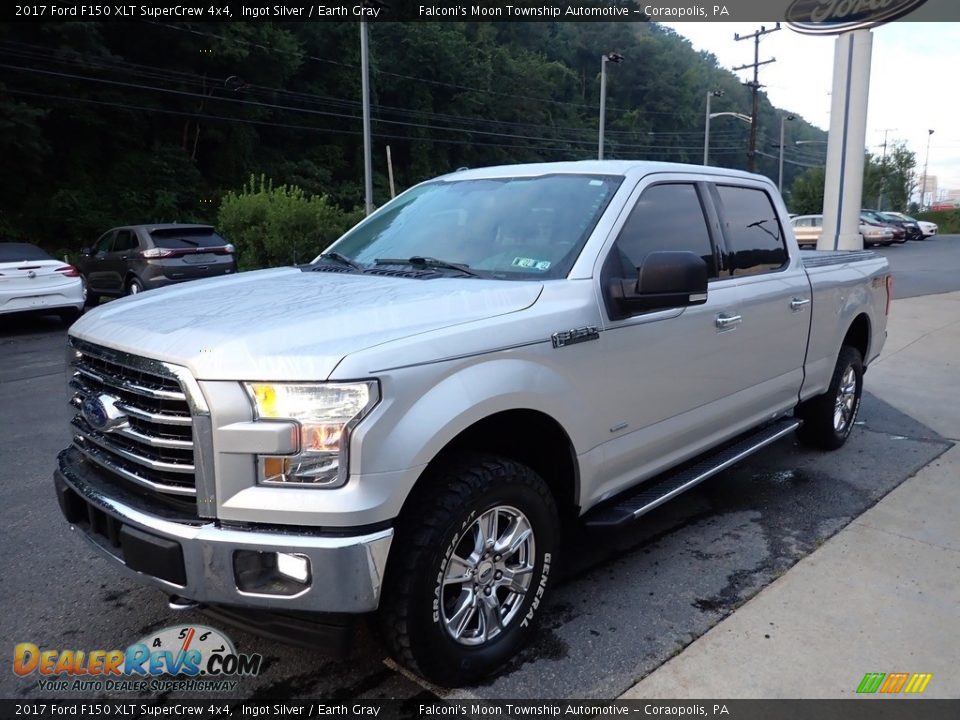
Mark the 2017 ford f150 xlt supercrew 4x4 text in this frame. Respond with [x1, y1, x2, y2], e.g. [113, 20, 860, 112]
[54, 162, 891, 685]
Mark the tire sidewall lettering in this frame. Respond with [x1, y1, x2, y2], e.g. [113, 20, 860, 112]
[433, 510, 477, 623]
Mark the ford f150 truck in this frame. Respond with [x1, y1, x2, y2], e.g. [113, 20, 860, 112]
[55, 161, 891, 685]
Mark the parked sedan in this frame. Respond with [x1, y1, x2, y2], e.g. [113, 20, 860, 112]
[0, 242, 84, 323]
[77, 224, 236, 304]
[885, 211, 937, 239]
[790, 214, 894, 247]
[861, 210, 910, 243]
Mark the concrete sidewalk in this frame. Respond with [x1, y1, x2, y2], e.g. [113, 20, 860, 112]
[622, 291, 960, 699]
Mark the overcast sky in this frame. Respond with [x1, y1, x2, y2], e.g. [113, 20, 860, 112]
[661, 22, 960, 193]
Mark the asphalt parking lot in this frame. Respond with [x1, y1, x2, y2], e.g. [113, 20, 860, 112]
[1, 237, 956, 701]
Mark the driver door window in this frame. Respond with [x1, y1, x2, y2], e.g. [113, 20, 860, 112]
[95, 232, 115, 255]
[609, 183, 718, 280]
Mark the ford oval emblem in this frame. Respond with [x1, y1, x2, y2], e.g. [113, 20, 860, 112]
[81, 395, 109, 430]
[81, 393, 127, 432]
[787, 0, 930, 35]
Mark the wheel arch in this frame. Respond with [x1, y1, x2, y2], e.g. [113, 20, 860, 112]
[842, 313, 871, 365]
[397, 408, 580, 531]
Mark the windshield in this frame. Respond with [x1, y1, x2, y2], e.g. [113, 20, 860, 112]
[320, 174, 622, 280]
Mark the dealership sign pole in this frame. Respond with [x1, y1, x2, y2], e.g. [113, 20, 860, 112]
[787, 0, 931, 251]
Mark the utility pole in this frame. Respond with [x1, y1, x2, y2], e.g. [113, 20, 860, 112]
[876, 128, 896, 210]
[360, 20, 373, 216]
[920, 129, 934, 210]
[733, 24, 779, 173]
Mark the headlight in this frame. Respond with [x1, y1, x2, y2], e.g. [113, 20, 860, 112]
[244, 381, 379, 488]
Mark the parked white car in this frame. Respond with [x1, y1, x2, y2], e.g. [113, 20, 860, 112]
[0, 242, 84, 323]
[885, 212, 938, 239]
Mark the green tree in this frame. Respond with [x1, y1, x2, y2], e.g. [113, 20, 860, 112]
[217, 175, 360, 270]
[787, 166, 826, 215]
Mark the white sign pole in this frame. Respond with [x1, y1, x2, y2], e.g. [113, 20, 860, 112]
[819, 29, 873, 251]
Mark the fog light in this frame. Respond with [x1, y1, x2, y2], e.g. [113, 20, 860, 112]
[233, 550, 312, 596]
[277, 552, 311, 584]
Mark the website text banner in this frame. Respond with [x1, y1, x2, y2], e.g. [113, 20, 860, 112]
[3, 700, 960, 720]
[4, 0, 960, 24]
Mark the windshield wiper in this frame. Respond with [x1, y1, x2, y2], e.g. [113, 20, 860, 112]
[374, 256, 483, 278]
[318, 251, 362, 270]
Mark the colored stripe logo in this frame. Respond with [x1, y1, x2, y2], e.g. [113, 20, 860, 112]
[857, 672, 933, 694]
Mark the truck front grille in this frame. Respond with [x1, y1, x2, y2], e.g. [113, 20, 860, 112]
[68, 341, 198, 501]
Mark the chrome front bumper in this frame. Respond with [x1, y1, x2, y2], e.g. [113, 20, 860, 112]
[54, 451, 393, 613]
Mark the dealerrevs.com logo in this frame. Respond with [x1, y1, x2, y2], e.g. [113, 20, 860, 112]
[787, 0, 931, 35]
[13, 625, 262, 693]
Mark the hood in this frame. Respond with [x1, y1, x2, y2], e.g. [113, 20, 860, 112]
[70, 268, 542, 380]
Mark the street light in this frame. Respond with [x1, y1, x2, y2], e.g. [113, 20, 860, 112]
[703, 90, 724, 165]
[921, 129, 934, 210]
[705, 111, 752, 167]
[779, 114, 795, 192]
[598, 51, 624, 160]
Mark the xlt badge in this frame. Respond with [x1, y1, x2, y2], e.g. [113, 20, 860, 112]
[551, 326, 600, 349]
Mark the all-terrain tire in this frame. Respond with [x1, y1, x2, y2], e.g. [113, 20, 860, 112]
[376, 453, 559, 686]
[796, 345, 864, 450]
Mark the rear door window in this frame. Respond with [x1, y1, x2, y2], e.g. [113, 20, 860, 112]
[714, 185, 787, 276]
[113, 230, 138, 252]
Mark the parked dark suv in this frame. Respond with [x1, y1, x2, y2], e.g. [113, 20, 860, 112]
[78, 224, 236, 304]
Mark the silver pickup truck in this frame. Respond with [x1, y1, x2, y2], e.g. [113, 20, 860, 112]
[55, 161, 891, 685]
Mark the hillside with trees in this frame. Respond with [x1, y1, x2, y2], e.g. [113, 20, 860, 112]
[0, 19, 828, 261]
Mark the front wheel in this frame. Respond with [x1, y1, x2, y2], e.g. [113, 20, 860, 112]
[376, 454, 559, 686]
[796, 345, 864, 450]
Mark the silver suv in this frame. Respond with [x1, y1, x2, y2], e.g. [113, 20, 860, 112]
[78, 224, 236, 303]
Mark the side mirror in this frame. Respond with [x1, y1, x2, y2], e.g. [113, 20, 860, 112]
[609, 250, 708, 314]
[80, 247, 92, 256]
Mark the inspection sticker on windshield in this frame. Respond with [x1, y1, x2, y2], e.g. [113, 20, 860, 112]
[512, 257, 551, 271]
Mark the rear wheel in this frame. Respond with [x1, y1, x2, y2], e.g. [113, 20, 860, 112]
[126, 277, 144, 295]
[796, 345, 864, 450]
[376, 454, 559, 686]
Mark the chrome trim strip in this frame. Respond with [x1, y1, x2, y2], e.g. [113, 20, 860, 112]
[72, 418, 195, 475]
[114, 424, 193, 450]
[70, 378, 191, 426]
[73, 365, 186, 401]
[114, 400, 192, 426]
[71, 440, 197, 497]
[164, 364, 210, 416]
[191, 414, 218, 519]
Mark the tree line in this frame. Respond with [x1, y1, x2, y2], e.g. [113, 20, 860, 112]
[1, 18, 834, 262]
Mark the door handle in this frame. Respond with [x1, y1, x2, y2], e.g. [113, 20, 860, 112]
[716, 313, 742, 329]
[790, 297, 811, 311]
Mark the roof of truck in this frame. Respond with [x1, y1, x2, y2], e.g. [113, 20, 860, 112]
[439, 160, 766, 183]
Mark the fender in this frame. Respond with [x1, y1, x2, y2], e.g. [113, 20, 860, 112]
[350, 354, 587, 479]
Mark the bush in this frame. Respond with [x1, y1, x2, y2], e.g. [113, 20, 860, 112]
[217, 175, 362, 271]
[915, 209, 960, 235]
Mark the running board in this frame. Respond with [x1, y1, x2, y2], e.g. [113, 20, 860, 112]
[583, 418, 801, 529]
